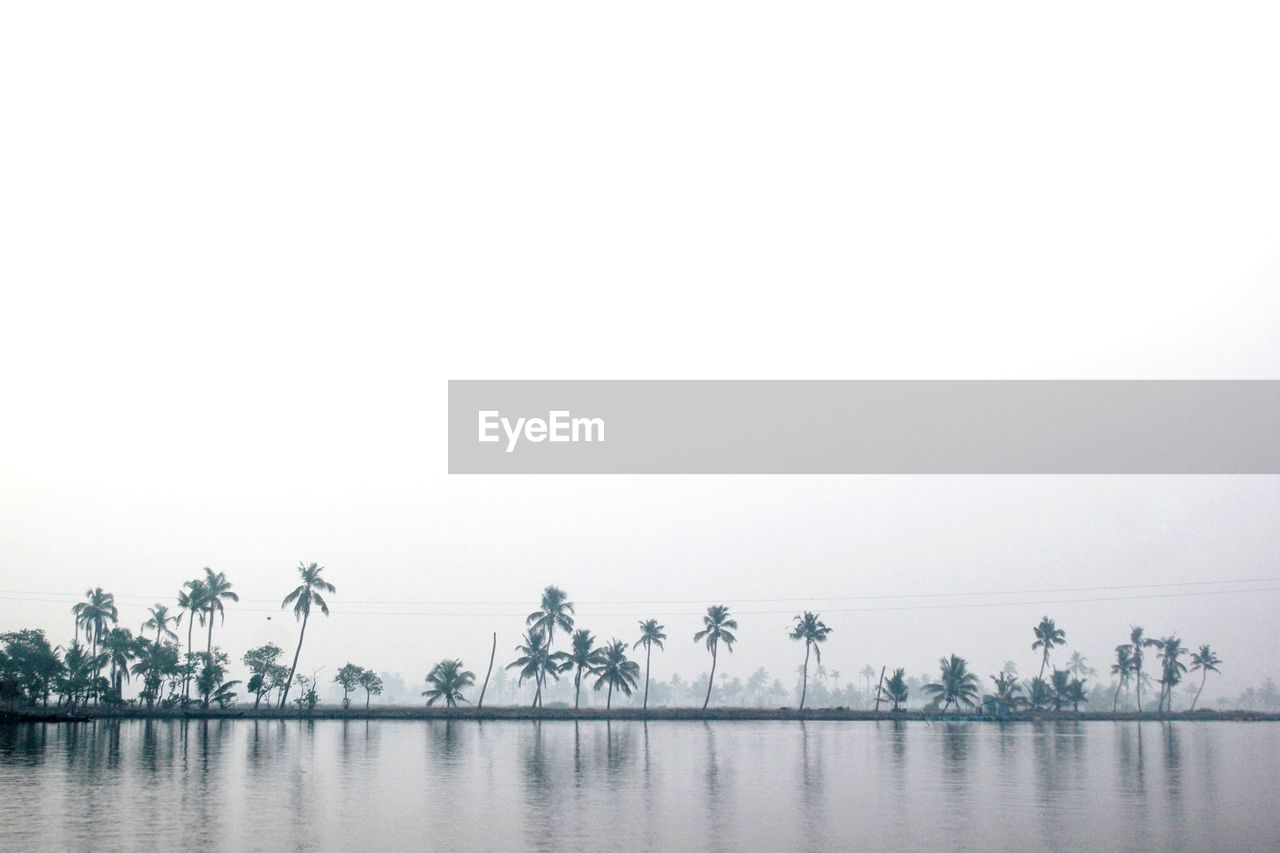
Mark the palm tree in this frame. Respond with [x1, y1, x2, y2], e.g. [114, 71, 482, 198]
[860, 664, 877, 698]
[1111, 645, 1135, 712]
[1066, 677, 1088, 712]
[526, 585, 574, 702]
[102, 627, 138, 699]
[593, 639, 641, 710]
[279, 562, 336, 710]
[200, 568, 239, 657]
[1066, 651, 1093, 678]
[423, 659, 475, 707]
[789, 611, 832, 710]
[72, 588, 117, 703]
[177, 579, 207, 703]
[1156, 636, 1187, 713]
[693, 605, 738, 710]
[507, 629, 557, 708]
[1032, 616, 1066, 678]
[1026, 676, 1052, 711]
[924, 655, 981, 713]
[883, 668, 908, 712]
[632, 620, 667, 711]
[1189, 644, 1222, 711]
[1126, 625, 1158, 713]
[141, 604, 180, 646]
[563, 629, 604, 711]
[1049, 669, 1072, 711]
[984, 672, 1025, 717]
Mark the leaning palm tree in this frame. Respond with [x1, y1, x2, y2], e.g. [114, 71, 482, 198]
[593, 639, 641, 710]
[563, 629, 604, 711]
[141, 604, 180, 646]
[1111, 645, 1135, 712]
[1188, 644, 1222, 711]
[200, 568, 239, 657]
[923, 654, 981, 713]
[423, 659, 475, 707]
[526, 585, 574, 701]
[633, 619, 667, 711]
[508, 629, 558, 707]
[1032, 616, 1066, 678]
[279, 562, 336, 709]
[693, 605, 738, 710]
[1126, 625, 1158, 713]
[789, 611, 832, 710]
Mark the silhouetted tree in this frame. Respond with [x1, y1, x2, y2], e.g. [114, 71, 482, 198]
[1032, 616, 1066, 679]
[593, 639, 640, 710]
[694, 605, 737, 710]
[1189, 644, 1222, 711]
[633, 619, 667, 711]
[424, 659, 475, 707]
[279, 562, 336, 709]
[789, 611, 832, 710]
[563, 629, 604, 711]
[925, 655, 980, 713]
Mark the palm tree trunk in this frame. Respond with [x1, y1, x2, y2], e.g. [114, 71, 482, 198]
[574, 666, 582, 711]
[1113, 681, 1121, 712]
[800, 643, 810, 710]
[477, 632, 496, 709]
[702, 643, 718, 711]
[183, 615, 195, 702]
[643, 642, 652, 710]
[280, 611, 309, 710]
[607, 679, 614, 711]
[1135, 666, 1143, 712]
[1039, 650, 1048, 679]
[206, 610, 214, 658]
[1192, 669, 1207, 711]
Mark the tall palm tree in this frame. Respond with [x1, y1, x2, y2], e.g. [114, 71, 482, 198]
[923, 654, 980, 713]
[633, 619, 667, 711]
[1155, 636, 1187, 713]
[200, 568, 239, 657]
[1189, 644, 1222, 711]
[593, 639, 640, 710]
[526, 585, 574, 702]
[72, 588, 117, 703]
[1031, 616, 1066, 678]
[563, 629, 604, 711]
[279, 562, 336, 710]
[789, 611, 832, 710]
[177, 579, 207, 703]
[1111, 645, 1135, 712]
[142, 604, 180, 647]
[507, 629, 557, 707]
[693, 605, 738, 710]
[102, 628, 138, 698]
[423, 659, 475, 707]
[1126, 625, 1158, 713]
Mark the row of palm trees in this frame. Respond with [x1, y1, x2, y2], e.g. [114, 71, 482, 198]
[9, 576, 1224, 715]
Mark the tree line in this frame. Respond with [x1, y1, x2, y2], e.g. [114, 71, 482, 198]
[0, 572, 1225, 716]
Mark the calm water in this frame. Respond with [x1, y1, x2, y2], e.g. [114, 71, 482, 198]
[1, 719, 1277, 852]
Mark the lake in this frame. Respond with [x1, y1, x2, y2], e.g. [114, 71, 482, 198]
[1, 719, 1277, 851]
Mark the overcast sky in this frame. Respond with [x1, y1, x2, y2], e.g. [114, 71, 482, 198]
[2, 4, 1278, 702]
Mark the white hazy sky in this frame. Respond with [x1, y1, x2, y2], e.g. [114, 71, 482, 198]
[2, 3, 1278, 702]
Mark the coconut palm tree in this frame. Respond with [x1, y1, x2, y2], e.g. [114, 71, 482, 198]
[1048, 669, 1072, 711]
[279, 562, 336, 710]
[984, 672, 1025, 717]
[141, 604, 180, 646]
[1125, 625, 1158, 713]
[1189, 644, 1222, 711]
[508, 629, 557, 708]
[1066, 651, 1094, 679]
[883, 668, 908, 712]
[594, 639, 641, 710]
[72, 588, 117, 703]
[1111, 645, 1135, 711]
[1156, 636, 1187, 713]
[789, 611, 832, 710]
[924, 655, 981, 713]
[1066, 677, 1088, 712]
[632, 619, 667, 711]
[860, 664, 877, 699]
[200, 568, 239, 657]
[1025, 676, 1052, 710]
[1032, 616, 1066, 678]
[693, 605, 738, 710]
[526, 585, 574, 701]
[176, 579, 207, 703]
[102, 627, 138, 699]
[563, 629, 604, 711]
[423, 659, 475, 707]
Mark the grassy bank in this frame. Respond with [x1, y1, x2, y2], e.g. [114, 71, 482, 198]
[5, 706, 1279, 724]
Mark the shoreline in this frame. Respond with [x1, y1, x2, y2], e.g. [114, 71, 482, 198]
[5, 707, 1278, 724]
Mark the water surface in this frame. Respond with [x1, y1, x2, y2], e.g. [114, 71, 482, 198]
[1, 719, 1276, 851]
